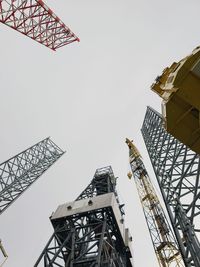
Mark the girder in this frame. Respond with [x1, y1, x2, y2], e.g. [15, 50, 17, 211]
[0, 0, 79, 50]
[0, 137, 64, 214]
[141, 106, 200, 267]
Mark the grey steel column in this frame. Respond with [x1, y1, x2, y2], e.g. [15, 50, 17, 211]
[141, 106, 200, 267]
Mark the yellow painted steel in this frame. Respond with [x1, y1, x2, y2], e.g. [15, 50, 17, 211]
[151, 46, 200, 154]
[126, 138, 184, 267]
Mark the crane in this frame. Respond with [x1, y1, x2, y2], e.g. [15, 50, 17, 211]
[0, 0, 79, 50]
[151, 46, 200, 154]
[126, 138, 184, 267]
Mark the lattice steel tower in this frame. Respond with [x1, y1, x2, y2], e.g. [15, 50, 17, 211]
[0, 137, 64, 214]
[141, 107, 200, 267]
[35, 166, 133, 267]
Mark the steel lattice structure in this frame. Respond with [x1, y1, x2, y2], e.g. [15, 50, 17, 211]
[76, 167, 118, 201]
[35, 166, 133, 267]
[0, 0, 79, 50]
[141, 106, 200, 267]
[126, 138, 184, 267]
[0, 137, 64, 214]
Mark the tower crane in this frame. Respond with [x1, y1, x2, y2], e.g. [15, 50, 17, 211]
[126, 138, 184, 267]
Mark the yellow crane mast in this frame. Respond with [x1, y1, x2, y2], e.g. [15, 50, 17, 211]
[126, 138, 184, 267]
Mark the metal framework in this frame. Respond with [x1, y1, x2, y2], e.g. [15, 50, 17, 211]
[35, 166, 133, 267]
[76, 167, 118, 201]
[0, 137, 64, 214]
[0, 0, 79, 50]
[126, 138, 184, 267]
[141, 106, 200, 267]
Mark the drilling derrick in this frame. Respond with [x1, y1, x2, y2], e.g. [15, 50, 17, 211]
[0, 137, 64, 214]
[0, 0, 79, 50]
[35, 166, 133, 267]
[142, 107, 200, 267]
[126, 138, 184, 267]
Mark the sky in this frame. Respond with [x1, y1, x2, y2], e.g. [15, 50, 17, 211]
[0, 0, 200, 266]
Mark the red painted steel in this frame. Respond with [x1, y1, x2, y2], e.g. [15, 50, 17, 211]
[0, 0, 79, 50]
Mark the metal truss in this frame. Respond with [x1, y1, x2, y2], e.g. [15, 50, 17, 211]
[126, 138, 184, 267]
[76, 166, 117, 200]
[141, 106, 200, 267]
[0, 137, 64, 214]
[0, 0, 79, 50]
[35, 207, 131, 267]
[35, 166, 133, 267]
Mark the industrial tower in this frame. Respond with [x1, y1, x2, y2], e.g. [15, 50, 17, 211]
[151, 46, 200, 154]
[142, 107, 200, 267]
[126, 138, 184, 267]
[35, 166, 133, 267]
[0, 0, 79, 50]
[0, 137, 64, 214]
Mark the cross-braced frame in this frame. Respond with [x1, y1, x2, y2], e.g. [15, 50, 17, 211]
[0, 137, 64, 214]
[0, 0, 79, 50]
[141, 106, 200, 267]
[35, 166, 133, 267]
[76, 166, 117, 200]
[35, 207, 129, 267]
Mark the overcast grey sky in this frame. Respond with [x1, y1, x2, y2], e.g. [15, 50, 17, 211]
[0, 0, 200, 266]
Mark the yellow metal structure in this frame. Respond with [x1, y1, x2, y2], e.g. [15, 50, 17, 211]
[126, 138, 184, 267]
[151, 46, 200, 154]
